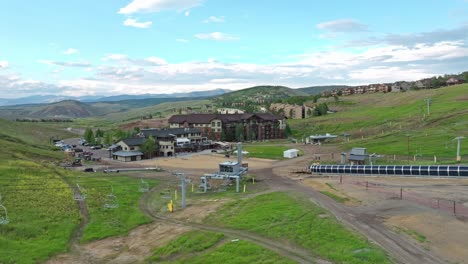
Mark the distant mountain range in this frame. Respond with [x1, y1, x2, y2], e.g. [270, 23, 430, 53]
[0, 89, 231, 106]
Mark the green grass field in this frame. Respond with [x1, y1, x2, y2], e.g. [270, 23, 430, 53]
[0, 161, 80, 264]
[243, 145, 290, 160]
[0, 118, 159, 263]
[147, 230, 295, 264]
[205, 192, 390, 264]
[290, 84, 468, 159]
[75, 173, 157, 242]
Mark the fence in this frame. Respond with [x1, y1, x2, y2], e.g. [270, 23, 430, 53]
[338, 177, 468, 218]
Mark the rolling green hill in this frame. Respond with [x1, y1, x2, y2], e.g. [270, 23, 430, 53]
[289, 84, 468, 160]
[297, 85, 350, 95]
[212, 85, 308, 111]
[0, 97, 209, 120]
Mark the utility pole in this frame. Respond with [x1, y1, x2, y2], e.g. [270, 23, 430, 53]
[425, 98, 432, 116]
[454, 137, 465, 162]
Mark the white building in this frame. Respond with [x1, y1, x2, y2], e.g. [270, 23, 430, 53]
[283, 149, 299, 159]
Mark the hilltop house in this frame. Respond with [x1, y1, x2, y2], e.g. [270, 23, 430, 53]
[269, 103, 311, 119]
[446, 77, 465, 86]
[168, 113, 286, 141]
[391, 81, 411, 92]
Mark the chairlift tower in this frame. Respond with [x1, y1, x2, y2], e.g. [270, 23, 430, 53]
[425, 98, 432, 116]
[454, 136, 465, 162]
[173, 172, 188, 209]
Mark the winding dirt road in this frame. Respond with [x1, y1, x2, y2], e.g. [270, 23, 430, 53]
[251, 145, 446, 264]
[139, 186, 331, 264]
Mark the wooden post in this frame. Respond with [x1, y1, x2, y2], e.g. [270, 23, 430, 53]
[366, 181, 368, 190]
[453, 201, 456, 215]
[400, 188, 403, 200]
[340, 175, 343, 184]
[252, 177, 255, 184]
[175, 190, 177, 200]
[243, 184, 246, 193]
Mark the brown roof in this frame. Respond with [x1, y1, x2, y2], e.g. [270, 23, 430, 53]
[168, 114, 217, 124]
[168, 113, 282, 124]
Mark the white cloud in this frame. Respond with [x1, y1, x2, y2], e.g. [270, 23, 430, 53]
[317, 19, 368, 32]
[123, 18, 153, 28]
[184, 11, 190, 16]
[102, 54, 128, 61]
[2, 38, 467, 98]
[348, 67, 433, 82]
[63, 48, 79, 55]
[349, 24, 468, 47]
[176, 38, 188, 43]
[119, 0, 202, 14]
[38, 60, 91, 68]
[203, 16, 225, 23]
[195, 32, 239, 41]
[145, 56, 167, 65]
[0, 61, 8, 69]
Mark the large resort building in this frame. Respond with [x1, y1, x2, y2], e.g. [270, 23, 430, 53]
[168, 113, 286, 141]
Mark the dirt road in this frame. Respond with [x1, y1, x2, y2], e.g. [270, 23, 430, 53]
[139, 187, 330, 264]
[250, 145, 446, 264]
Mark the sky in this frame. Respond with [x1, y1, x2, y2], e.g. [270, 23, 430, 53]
[0, 0, 467, 98]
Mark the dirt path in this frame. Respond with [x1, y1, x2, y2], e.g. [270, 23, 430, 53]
[54, 169, 90, 252]
[252, 149, 447, 264]
[139, 186, 330, 264]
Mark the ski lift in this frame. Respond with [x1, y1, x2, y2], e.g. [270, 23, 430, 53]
[104, 186, 119, 209]
[0, 205, 8, 225]
[0, 194, 9, 225]
[139, 178, 149, 193]
[73, 183, 87, 201]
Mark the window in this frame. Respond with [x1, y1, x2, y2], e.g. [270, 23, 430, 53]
[217, 121, 221, 127]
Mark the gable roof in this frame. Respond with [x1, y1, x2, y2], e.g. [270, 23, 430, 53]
[113, 151, 143, 157]
[168, 113, 283, 124]
[140, 128, 201, 138]
[121, 138, 145, 146]
[169, 114, 217, 124]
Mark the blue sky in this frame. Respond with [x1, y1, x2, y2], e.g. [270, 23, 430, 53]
[0, 0, 467, 98]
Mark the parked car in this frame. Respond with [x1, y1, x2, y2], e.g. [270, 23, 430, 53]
[90, 145, 101, 150]
[83, 168, 95, 172]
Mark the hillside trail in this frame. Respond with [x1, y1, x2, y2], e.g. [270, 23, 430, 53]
[252, 145, 447, 264]
[53, 169, 91, 260]
[139, 186, 331, 264]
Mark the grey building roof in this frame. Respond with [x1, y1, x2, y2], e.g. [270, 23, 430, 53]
[121, 138, 145, 146]
[140, 128, 201, 138]
[350, 147, 367, 155]
[349, 154, 367, 161]
[112, 151, 143, 157]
